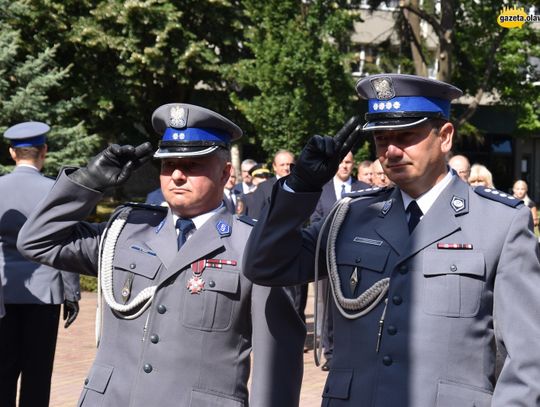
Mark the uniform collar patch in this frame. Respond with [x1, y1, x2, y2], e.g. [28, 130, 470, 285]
[216, 220, 231, 237]
[380, 199, 393, 216]
[450, 195, 466, 212]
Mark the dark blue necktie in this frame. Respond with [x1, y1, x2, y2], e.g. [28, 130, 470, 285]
[176, 218, 195, 249]
[340, 184, 347, 199]
[406, 201, 423, 233]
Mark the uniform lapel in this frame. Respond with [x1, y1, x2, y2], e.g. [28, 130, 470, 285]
[375, 189, 409, 256]
[401, 176, 469, 261]
[145, 210, 178, 268]
[160, 207, 231, 282]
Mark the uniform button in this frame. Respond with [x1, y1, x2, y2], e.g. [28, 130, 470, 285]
[84, 378, 89, 385]
[324, 386, 330, 394]
[398, 265, 408, 274]
[450, 264, 457, 272]
[382, 355, 393, 366]
[387, 325, 397, 335]
[129, 263, 136, 269]
[150, 334, 159, 344]
[392, 295, 403, 305]
[143, 363, 153, 373]
[208, 280, 216, 288]
[157, 304, 167, 314]
[355, 257, 362, 263]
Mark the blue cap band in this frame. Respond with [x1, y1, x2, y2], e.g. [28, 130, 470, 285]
[10, 135, 47, 147]
[162, 127, 231, 144]
[368, 96, 450, 118]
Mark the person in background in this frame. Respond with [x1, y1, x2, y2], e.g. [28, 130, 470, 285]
[468, 163, 494, 188]
[247, 150, 294, 219]
[233, 158, 257, 196]
[0, 121, 80, 407]
[372, 158, 391, 187]
[238, 164, 272, 216]
[448, 154, 471, 183]
[17, 104, 304, 407]
[513, 180, 538, 230]
[357, 160, 374, 185]
[223, 169, 240, 214]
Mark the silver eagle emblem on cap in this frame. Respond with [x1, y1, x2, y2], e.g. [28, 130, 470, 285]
[371, 77, 395, 100]
[169, 106, 187, 128]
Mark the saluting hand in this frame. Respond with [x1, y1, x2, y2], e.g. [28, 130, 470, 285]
[69, 142, 154, 191]
[63, 299, 79, 328]
[287, 116, 363, 192]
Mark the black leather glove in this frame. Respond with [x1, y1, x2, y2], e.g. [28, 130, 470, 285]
[63, 299, 80, 328]
[69, 142, 154, 191]
[287, 116, 363, 192]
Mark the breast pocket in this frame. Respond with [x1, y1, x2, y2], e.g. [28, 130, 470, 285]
[336, 243, 390, 298]
[77, 363, 114, 407]
[182, 269, 240, 332]
[113, 246, 161, 280]
[422, 249, 485, 317]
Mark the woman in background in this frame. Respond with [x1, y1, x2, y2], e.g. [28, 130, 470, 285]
[513, 179, 538, 231]
[468, 164, 495, 188]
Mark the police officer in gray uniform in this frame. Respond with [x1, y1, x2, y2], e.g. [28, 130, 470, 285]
[0, 122, 81, 407]
[244, 74, 540, 406]
[17, 104, 305, 407]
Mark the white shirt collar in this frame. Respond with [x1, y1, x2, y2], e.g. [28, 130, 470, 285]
[333, 176, 352, 200]
[16, 164, 40, 171]
[172, 203, 224, 237]
[401, 170, 454, 216]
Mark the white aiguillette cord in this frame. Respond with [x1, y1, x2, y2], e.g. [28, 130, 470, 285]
[96, 206, 158, 346]
[313, 196, 390, 366]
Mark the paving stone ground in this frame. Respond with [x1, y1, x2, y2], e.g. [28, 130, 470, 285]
[50, 286, 328, 406]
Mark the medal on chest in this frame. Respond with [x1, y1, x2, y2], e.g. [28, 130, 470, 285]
[187, 258, 239, 294]
[187, 260, 206, 294]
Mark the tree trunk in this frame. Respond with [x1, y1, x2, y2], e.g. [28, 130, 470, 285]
[437, 0, 456, 82]
[405, 0, 427, 76]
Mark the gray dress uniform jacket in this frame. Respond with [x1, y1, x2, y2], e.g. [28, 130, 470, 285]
[244, 175, 540, 407]
[17, 170, 305, 407]
[0, 166, 80, 305]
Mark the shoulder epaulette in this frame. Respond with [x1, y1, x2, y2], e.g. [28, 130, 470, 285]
[236, 215, 257, 226]
[124, 202, 169, 212]
[474, 187, 523, 208]
[346, 186, 390, 198]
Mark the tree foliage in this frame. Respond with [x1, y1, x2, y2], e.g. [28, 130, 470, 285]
[0, 0, 98, 176]
[228, 0, 358, 158]
[371, 0, 540, 135]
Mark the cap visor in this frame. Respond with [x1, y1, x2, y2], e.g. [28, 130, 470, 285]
[362, 117, 429, 132]
[153, 145, 220, 159]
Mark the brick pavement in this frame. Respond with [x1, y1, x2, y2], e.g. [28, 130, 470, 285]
[50, 287, 328, 406]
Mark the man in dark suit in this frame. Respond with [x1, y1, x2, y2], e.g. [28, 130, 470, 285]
[0, 122, 80, 407]
[223, 169, 240, 214]
[310, 151, 369, 370]
[232, 158, 257, 196]
[246, 150, 294, 220]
